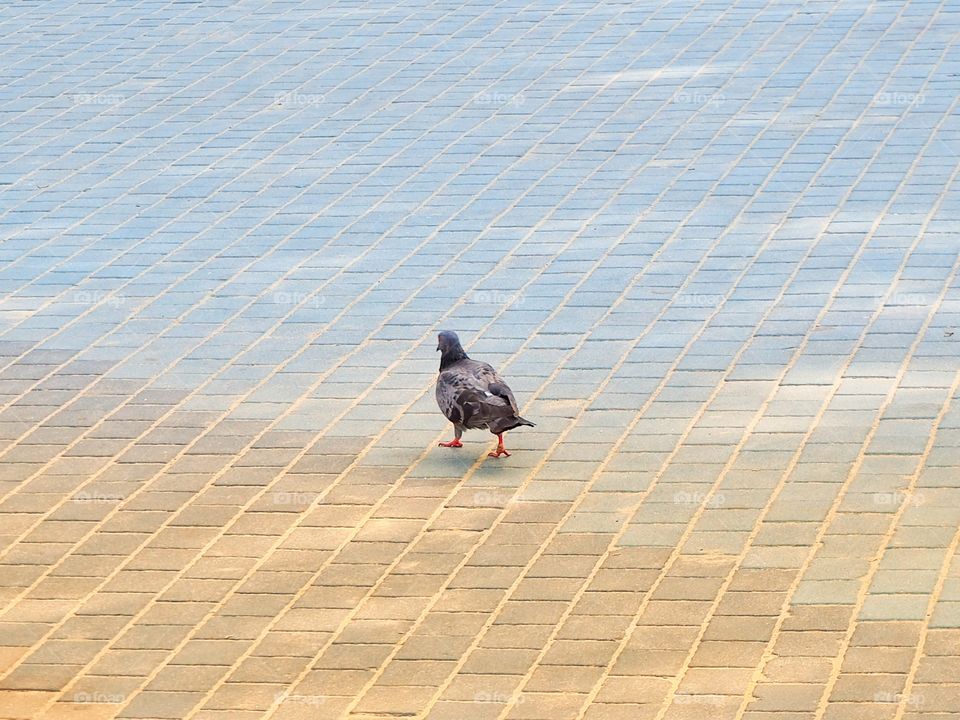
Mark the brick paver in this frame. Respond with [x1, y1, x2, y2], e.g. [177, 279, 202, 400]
[1, 0, 959, 719]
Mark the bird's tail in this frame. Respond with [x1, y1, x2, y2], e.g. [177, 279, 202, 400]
[492, 415, 536, 434]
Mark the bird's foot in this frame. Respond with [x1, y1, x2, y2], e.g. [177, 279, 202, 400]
[439, 439, 463, 448]
[488, 445, 510, 458]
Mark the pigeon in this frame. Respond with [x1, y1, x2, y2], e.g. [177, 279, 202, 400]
[435, 330, 535, 458]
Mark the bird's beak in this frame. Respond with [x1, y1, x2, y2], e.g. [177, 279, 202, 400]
[436, 343, 440, 351]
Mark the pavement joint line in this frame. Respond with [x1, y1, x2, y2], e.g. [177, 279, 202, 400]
[251, 7, 820, 708]
[807, 150, 960, 720]
[660, 198, 960, 720]
[333, 3, 871, 713]
[0, 1, 957, 718]
[0, 0, 298, 222]
[0, 0, 187, 113]
[810, 253, 960, 720]
[0, 2, 55, 44]
[727, 102, 960, 720]
[0, 0, 603, 514]
[0, 0, 672, 583]
[458, 179, 808, 719]
[2, 1, 706, 706]
[0, 0, 607, 435]
[0, 0, 522, 370]
[0, 0, 706, 545]
[85, 4, 755, 711]
[0, 0, 542, 374]
[732, 51, 960, 720]
[644, 9, 960, 719]
[0, 0, 426, 206]
[2, 0, 546, 238]
[449, 3, 936, 715]
[1, 0, 761, 600]
[0, 83, 619, 622]
[891, 479, 960, 720]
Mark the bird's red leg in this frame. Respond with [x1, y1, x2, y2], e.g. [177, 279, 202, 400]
[439, 427, 463, 448]
[488, 434, 510, 458]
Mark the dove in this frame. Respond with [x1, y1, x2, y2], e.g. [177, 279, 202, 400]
[435, 330, 535, 458]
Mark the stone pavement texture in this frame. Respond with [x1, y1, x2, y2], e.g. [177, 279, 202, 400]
[0, 0, 959, 718]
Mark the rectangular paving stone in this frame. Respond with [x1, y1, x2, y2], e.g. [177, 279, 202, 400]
[1, 2, 959, 720]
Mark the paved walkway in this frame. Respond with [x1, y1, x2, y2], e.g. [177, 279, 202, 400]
[1, 0, 959, 718]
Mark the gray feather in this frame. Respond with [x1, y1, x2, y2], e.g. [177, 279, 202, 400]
[436, 354, 535, 436]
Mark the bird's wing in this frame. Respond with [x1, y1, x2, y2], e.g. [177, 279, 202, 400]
[465, 360, 520, 414]
[437, 358, 522, 429]
[437, 367, 491, 426]
[436, 371, 464, 424]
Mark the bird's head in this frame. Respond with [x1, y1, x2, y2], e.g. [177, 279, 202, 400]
[437, 330, 461, 353]
[437, 330, 468, 368]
